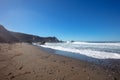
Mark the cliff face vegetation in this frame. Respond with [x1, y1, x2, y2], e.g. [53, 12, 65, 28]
[0, 25, 59, 43]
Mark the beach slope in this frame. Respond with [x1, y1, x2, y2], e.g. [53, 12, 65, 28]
[0, 43, 119, 80]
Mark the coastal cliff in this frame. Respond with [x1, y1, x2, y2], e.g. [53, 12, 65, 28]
[0, 25, 59, 43]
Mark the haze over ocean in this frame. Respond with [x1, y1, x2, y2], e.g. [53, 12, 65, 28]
[0, 0, 120, 41]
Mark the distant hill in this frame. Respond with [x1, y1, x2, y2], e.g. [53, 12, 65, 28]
[0, 25, 59, 43]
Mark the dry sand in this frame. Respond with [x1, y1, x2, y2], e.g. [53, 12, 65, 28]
[0, 43, 119, 80]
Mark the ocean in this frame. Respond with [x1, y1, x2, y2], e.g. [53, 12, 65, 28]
[34, 41, 120, 59]
[33, 41, 120, 64]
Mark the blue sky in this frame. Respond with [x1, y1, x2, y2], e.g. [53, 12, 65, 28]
[0, 0, 120, 41]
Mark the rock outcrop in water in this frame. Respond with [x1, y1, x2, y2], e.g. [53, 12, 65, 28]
[0, 24, 59, 43]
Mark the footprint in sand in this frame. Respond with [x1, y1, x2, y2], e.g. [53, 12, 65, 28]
[19, 66, 23, 70]
[24, 71, 31, 74]
[7, 72, 15, 80]
[10, 76, 15, 80]
[8, 72, 12, 76]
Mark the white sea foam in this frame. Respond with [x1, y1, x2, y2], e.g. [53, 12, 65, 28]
[72, 41, 120, 47]
[33, 42, 120, 59]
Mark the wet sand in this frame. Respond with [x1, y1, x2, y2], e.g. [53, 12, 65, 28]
[0, 43, 119, 80]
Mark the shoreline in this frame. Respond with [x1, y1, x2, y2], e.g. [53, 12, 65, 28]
[37, 45, 120, 73]
[0, 43, 119, 80]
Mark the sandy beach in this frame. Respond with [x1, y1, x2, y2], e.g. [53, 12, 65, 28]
[0, 43, 119, 80]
